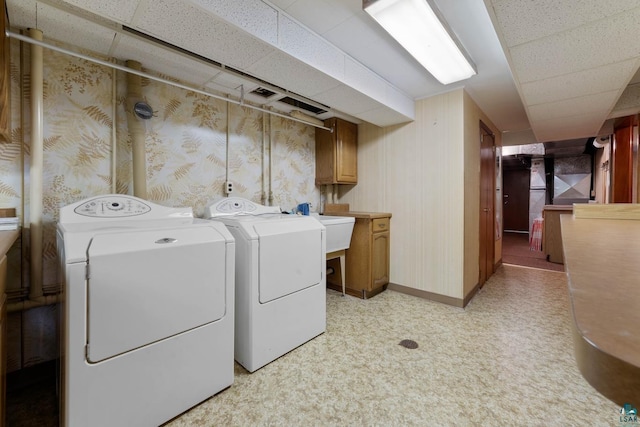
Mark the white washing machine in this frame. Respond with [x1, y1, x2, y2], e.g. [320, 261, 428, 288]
[57, 195, 235, 427]
[205, 197, 326, 372]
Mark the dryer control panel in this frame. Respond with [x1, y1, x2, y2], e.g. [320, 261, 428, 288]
[74, 196, 151, 217]
[59, 195, 193, 224]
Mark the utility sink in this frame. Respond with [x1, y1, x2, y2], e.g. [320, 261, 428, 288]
[313, 214, 355, 253]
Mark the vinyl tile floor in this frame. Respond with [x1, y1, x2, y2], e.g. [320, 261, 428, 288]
[8, 265, 620, 426]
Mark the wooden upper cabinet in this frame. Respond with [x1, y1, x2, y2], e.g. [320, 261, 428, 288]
[315, 117, 357, 185]
[0, 0, 10, 143]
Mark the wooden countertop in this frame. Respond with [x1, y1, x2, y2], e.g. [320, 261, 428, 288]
[543, 205, 573, 211]
[561, 214, 640, 405]
[325, 211, 392, 219]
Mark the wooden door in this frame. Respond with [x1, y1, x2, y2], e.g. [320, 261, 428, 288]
[479, 122, 495, 287]
[611, 117, 634, 203]
[502, 168, 530, 232]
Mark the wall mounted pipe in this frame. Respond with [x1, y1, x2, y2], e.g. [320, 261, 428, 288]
[111, 62, 117, 193]
[268, 113, 274, 206]
[5, 31, 332, 132]
[225, 101, 229, 196]
[261, 110, 267, 205]
[28, 28, 44, 301]
[125, 60, 147, 199]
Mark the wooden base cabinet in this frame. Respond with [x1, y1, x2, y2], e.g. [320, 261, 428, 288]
[340, 212, 391, 299]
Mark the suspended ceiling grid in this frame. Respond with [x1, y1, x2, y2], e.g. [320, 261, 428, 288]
[6, 0, 640, 142]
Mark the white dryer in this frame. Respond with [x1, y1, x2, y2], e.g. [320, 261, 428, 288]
[57, 195, 235, 427]
[205, 197, 326, 372]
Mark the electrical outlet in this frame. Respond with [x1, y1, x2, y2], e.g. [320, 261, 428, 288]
[224, 181, 234, 194]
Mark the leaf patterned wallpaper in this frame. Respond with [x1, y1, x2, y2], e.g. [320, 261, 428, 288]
[1, 39, 321, 370]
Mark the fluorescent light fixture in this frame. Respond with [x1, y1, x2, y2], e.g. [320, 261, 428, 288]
[363, 0, 476, 85]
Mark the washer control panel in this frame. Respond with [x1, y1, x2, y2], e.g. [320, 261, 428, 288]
[74, 196, 151, 217]
[206, 197, 281, 217]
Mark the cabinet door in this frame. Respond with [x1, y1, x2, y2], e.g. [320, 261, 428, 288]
[315, 118, 357, 185]
[371, 231, 389, 289]
[335, 119, 357, 183]
[315, 123, 335, 185]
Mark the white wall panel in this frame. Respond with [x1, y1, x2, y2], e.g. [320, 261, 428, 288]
[341, 90, 466, 299]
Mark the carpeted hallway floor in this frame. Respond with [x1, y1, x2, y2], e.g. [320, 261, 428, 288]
[501, 231, 564, 272]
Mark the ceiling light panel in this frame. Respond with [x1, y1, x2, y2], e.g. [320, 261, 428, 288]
[363, 0, 476, 85]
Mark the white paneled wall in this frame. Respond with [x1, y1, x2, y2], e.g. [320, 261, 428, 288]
[342, 90, 466, 299]
[341, 89, 502, 302]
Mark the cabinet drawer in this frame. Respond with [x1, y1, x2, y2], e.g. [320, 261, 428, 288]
[372, 218, 389, 233]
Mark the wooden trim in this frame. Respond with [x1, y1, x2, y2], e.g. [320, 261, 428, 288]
[387, 283, 466, 308]
[463, 282, 481, 307]
[573, 203, 640, 220]
[326, 282, 387, 299]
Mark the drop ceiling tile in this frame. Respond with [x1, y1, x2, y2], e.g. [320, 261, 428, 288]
[490, 0, 640, 47]
[190, 0, 278, 45]
[35, 3, 116, 55]
[205, 72, 259, 93]
[527, 91, 618, 123]
[312, 84, 379, 114]
[279, 0, 349, 35]
[133, 0, 276, 71]
[113, 34, 219, 86]
[521, 60, 639, 106]
[385, 83, 415, 120]
[246, 51, 341, 97]
[6, 0, 37, 28]
[533, 112, 605, 142]
[612, 83, 640, 112]
[278, 15, 345, 81]
[62, 0, 140, 24]
[343, 57, 387, 105]
[267, 0, 297, 9]
[511, 7, 640, 83]
[355, 107, 413, 127]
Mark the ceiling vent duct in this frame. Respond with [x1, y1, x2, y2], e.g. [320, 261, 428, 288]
[251, 87, 278, 98]
[278, 97, 328, 115]
[121, 26, 331, 116]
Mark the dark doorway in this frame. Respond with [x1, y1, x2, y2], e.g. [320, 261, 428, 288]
[503, 167, 529, 232]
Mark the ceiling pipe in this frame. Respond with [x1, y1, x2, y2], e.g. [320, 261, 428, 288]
[5, 30, 333, 132]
